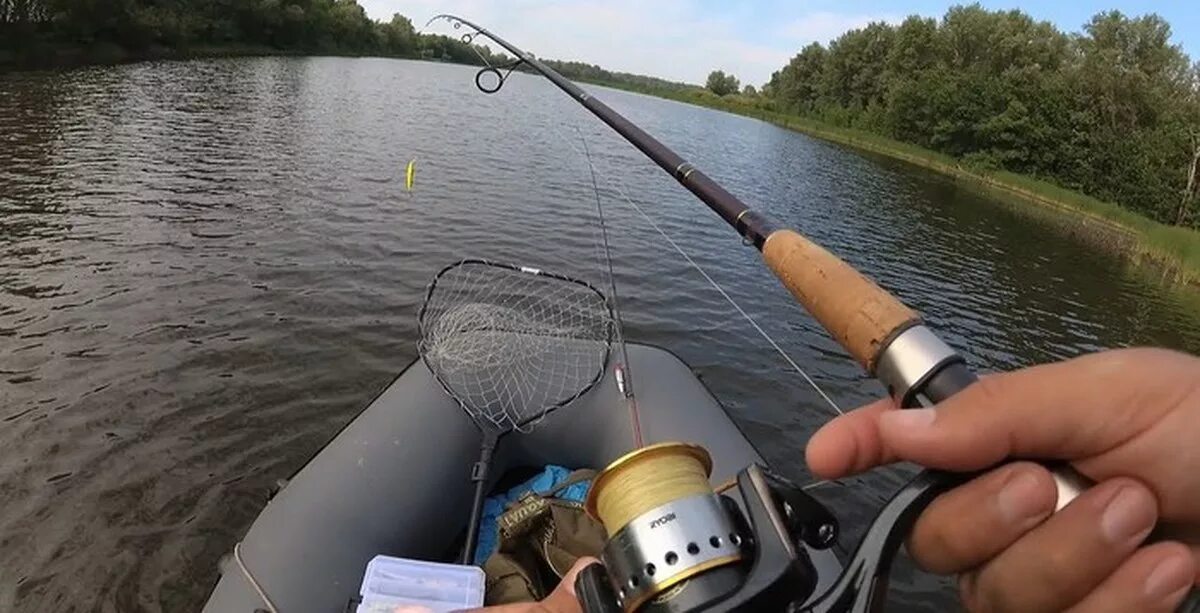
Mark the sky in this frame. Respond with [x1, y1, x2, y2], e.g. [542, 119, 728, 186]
[359, 1, 1200, 87]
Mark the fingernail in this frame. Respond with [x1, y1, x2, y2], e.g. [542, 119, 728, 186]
[1101, 486, 1155, 545]
[1144, 553, 1193, 604]
[880, 408, 936, 432]
[997, 471, 1049, 523]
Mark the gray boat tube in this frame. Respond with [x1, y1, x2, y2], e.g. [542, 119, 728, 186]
[202, 342, 841, 613]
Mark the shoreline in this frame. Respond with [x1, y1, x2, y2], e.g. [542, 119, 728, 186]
[587, 82, 1200, 287]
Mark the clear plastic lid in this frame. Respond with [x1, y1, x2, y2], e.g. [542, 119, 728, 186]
[357, 555, 485, 613]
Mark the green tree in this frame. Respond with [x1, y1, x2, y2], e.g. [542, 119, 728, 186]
[380, 13, 416, 56]
[768, 42, 826, 112]
[760, 4, 1200, 227]
[821, 22, 895, 110]
[705, 70, 739, 96]
[885, 16, 939, 81]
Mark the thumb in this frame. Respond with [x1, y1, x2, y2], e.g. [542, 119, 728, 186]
[808, 348, 1197, 477]
[536, 556, 599, 613]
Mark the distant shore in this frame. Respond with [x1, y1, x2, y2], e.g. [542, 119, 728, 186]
[582, 81, 1200, 287]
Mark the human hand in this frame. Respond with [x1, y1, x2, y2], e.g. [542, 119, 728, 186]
[807, 348, 1200, 612]
[456, 557, 597, 613]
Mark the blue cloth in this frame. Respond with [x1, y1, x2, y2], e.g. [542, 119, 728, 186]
[473, 465, 591, 565]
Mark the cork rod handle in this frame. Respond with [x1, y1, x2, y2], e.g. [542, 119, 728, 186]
[762, 229, 921, 372]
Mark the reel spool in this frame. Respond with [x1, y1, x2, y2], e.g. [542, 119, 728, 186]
[585, 443, 748, 612]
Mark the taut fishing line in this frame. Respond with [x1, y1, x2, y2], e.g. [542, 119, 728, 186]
[560, 123, 844, 495]
[553, 121, 843, 418]
[578, 127, 645, 447]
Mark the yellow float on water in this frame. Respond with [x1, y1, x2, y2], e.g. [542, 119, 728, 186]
[405, 159, 416, 191]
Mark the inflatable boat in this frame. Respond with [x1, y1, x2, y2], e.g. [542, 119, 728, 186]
[202, 342, 842, 612]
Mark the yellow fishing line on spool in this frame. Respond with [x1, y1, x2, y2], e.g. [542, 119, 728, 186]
[586, 442, 713, 535]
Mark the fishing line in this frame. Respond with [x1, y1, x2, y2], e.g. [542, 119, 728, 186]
[555, 123, 843, 417]
[578, 127, 645, 448]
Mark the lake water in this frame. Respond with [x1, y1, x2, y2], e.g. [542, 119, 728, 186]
[2, 57, 1199, 612]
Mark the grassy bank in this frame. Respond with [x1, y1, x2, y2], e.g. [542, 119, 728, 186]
[588, 81, 1200, 285]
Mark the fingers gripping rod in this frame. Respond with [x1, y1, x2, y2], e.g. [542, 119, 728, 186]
[760, 232, 1092, 611]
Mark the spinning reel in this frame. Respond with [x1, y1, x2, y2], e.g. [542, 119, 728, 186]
[574, 442, 955, 613]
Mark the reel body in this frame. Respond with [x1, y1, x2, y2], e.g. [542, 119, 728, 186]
[600, 492, 743, 610]
[578, 443, 840, 613]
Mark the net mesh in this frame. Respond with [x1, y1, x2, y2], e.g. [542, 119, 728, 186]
[418, 260, 613, 432]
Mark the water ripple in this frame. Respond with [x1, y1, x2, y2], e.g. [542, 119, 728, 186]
[1, 57, 1199, 612]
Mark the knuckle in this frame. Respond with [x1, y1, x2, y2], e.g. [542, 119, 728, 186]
[929, 518, 979, 572]
[962, 569, 1026, 613]
[913, 465, 1053, 575]
[969, 373, 1007, 407]
[965, 552, 1066, 613]
[960, 377, 1016, 453]
[909, 497, 976, 574]
[958, 571, 998, 613]
[957, 573, 977, 609]
[909, 521, 959, 574]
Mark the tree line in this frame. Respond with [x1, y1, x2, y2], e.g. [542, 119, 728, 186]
[539, 58, 694, 95]
[0, 1, 699, 91]
[761, 5, 1200, 227]
[4, 2, 1197, 227]
[0, 0, 495, 65]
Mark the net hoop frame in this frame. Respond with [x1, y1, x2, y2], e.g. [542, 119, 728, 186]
[417, 258, 615, 432]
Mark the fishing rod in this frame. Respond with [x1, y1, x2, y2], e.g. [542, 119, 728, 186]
[426, 14, 1095, 612]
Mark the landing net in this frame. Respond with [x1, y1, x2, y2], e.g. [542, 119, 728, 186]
[418, 259, 613, 432]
